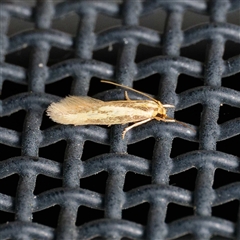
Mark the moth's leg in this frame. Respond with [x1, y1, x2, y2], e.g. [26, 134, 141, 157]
[122, 118, 152, 139]
[165, 118, 175, 122]
[154, 116, 175, 122]
[155, 116, 194, 131]
[124, 91, 131, 101]
[162, 104, 175, 108]
[154, 116, 164, 121]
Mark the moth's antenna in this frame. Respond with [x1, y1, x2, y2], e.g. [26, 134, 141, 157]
[101, 80, 161, 104]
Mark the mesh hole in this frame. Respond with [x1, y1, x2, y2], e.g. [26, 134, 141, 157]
[45, 77, 72, 97]
[33, 205, 61, 228]
[95, 14, 121, 33]
[52, 13, 79, 35]
[0, 110, 26, 131]
[182, 12, 209, 30]
[170, 168, 197, 191]
[41, 110, 56, 130]
[212, 200, 239, 222]
[81, 141, 110, 161]
[139, 8, 166, 31]
[127, 137, 155, 160]
[165, 203, 193, 223]
[80, 171, 108, 194]
[174, 234, 195, 240]
[7, 17, 34, 36]
[223, 41, 240, 60]
[34, 174, 62, 195]
[171, 138, 199, 158]
[213, 169, 240, 189]
[218, 104, 240, 124]
[1, 81, 27, 99]
[124, 172, 151, 192]
[76, 206, 104, 226]
[176, 74, 203, 93]
[217, 135, 240, 157]
[89, 77, 113, 96]
[175, 104, 202, 126]
[210, 236, 233, 240]
[39, 140, 66, 163]
[222, 72, 240, 91]
[92, 44, 119, 65]
[122, 202, 149, 225]
[133, 75, 160, 96]
[0, 145, 21, 161]
[0, 174, 19, 197]
[0, 211, 15, 224]
[227, 10, 240, 24]
[47, 47, 74, 66]
[135, 45, 162, 63]
[180, 40, 208, 62]
[5, 47, 31, 68]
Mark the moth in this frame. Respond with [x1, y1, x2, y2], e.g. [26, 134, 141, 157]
[47, 80, 175, 138]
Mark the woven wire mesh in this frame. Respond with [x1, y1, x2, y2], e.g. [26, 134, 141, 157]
[0, 0, 240, 239]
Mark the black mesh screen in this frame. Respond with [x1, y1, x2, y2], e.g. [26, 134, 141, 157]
[0, 0, 240, 239]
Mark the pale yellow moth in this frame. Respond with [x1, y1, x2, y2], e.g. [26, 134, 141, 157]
[46, 80, 175, 138]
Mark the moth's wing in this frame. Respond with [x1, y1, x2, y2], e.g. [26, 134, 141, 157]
[59, 96, 103, 110]
[47, 96, 104, 124]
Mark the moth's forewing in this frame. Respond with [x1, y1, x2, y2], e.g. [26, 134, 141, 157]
[47, 97, 159, 125]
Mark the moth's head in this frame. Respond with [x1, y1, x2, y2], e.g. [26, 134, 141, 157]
[156, 104, 167, 118]
[157, 102, 175, 120]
